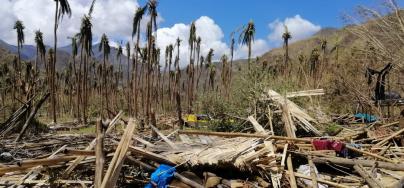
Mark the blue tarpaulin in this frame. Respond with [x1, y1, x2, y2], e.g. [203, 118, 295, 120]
[144, 164, 176, 188]
[354, 113, 377, 123]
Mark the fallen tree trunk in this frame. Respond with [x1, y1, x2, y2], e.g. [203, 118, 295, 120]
[15, 92, 50, 142]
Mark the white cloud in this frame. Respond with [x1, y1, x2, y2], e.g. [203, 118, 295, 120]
[0, 0, 142, 47]
[156, 16, 229, 67]
[267, 15, 321, 47]
[234, 39, 270, 60]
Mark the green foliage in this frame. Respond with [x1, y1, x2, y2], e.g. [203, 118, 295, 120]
[325, 123, 342, 136]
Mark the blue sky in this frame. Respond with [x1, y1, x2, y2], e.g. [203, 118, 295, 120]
[152, 0, 378, 42]
[0, 0, 399, 65]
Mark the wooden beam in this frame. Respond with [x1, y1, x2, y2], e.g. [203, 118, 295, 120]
[95, 119, 105, 188]
[0, 156, 76, 175]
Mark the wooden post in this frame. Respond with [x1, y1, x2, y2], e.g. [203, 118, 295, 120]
[95, 119, 105, 188]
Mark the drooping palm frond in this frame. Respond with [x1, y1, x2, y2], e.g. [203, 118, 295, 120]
[79, 15, 93, 56]
[282, 25, 292, 42]
[147, 0, 158, 30]
[35, 30, 46, 57]
[88, 0, 97, 17]
[189, 21, 197, 50]
[117, 44, 123, 60]
[13, 20, 25, 48]
[132, 5, 147, 38]
[206, 48, 214, 68]
[239, 20, 255, 45]
[126, 42, 130, 57]
[56, 0, 72, 21]
[99, 34, 110, 59]
[70, 36, 78, 57]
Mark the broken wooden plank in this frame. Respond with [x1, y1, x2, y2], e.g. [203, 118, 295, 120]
[247, 116, 267, 134]
[150, 124, 178, 150]
[101, 119, 136, 188]
[0, 156, 77, 175]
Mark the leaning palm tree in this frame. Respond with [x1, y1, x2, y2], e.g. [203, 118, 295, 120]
[52, 0, 72, 123]
[99, 33, 110, 118]
[239, 20, 255, 70]
[13, 20, 25, 82]
[282, 25, 292, 66]
[132, 5, 147, 117]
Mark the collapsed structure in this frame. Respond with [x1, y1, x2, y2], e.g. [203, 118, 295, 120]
[0, 89, 403, 188]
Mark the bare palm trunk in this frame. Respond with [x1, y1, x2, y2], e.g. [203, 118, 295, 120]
[52, 1, 59, 123]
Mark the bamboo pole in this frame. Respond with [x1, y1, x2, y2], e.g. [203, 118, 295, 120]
[374, 127, 404, 147]
[345, 145, 396, 163]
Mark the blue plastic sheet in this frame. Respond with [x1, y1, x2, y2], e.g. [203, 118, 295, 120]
[354, 113, 377, 123]
[144, 164, 176, 188]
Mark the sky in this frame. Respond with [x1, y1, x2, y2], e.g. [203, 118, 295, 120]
[0, 0, 393, 66]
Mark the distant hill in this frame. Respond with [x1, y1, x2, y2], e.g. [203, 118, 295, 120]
[0, 39, 127, 69]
